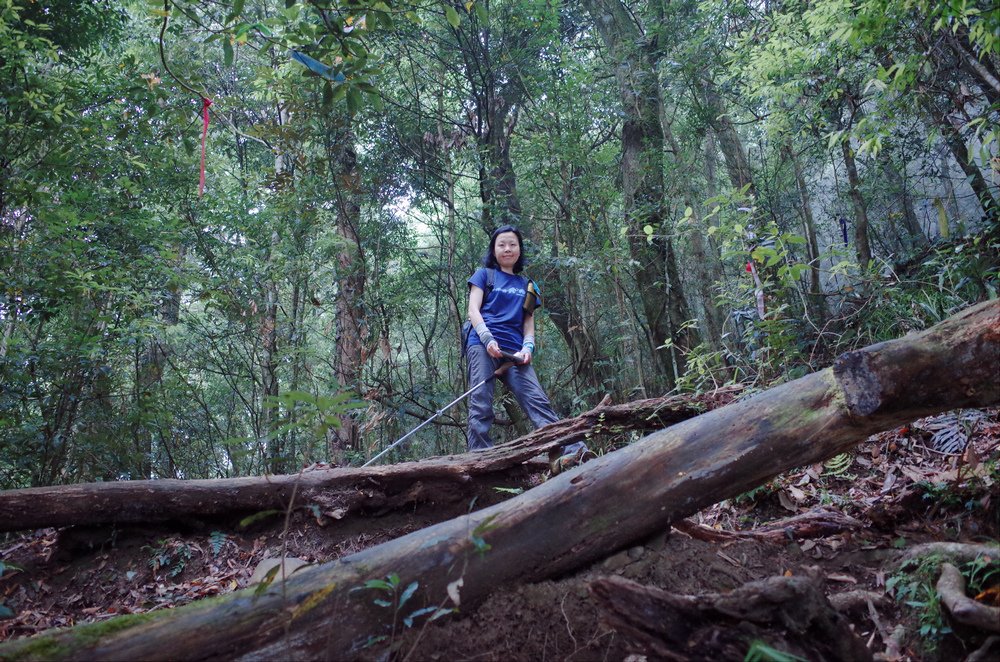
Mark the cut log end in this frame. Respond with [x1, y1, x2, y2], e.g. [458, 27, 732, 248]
[833, 349, 884, 417]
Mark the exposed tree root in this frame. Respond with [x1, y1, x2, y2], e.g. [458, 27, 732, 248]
[937, 562, 1000, 633]
[673, 506, 861, 543]
[827, 589, 889, 614]
[588, 574, 873, 661]
[967, 635, 1000, 662]
[898, 542, 1000, 567]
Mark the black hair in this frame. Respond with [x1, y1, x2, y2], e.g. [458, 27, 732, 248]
[481, 224, 526, 273]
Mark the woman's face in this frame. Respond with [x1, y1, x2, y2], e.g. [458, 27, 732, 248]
[493, 231, 521, 270]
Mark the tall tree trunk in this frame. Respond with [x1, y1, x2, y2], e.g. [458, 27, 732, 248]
[479, 102, 522, 229]
[783, 142, 825, 323]
[262, 104, 291, 473]
[585, 0, 696, 386]
[450, 13, 529, 232]
[328, 125, 364, 459]
[931, 109, 999, 219]
[938, 146, 962, 224]
[942, 28, 1000, 107]
[36, 368, 86, 486]
[35, 297, 110, 485]
[696, 78, 757, 199]
[662, 119, 724, 354]
[880, 154, 927, 251]
[261, 232, 280, 470]
[0, 210, 27, 361]
[840, 140, 874, 269]
[543, 163, 609, 395]
[134, 246, 185, 479]
[911, 30, 1000, 220]
[437, 82, 464, 380]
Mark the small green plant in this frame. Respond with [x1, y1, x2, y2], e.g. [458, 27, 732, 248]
[886, 551, 999, 655]
[0, 560, 19, 618]
[916, 480, 955, 503]
[352, 574, 453, 653]
[470, 515, 499, 557]
[822, 453, 853, 476]
[675, 341, 732, 393]
[886, 553, 952, 653]
[143, 539, 192, 578]
[732, 482, 775, 506]
[744, 640, 806, 662]
[208, 531, 227, 556]
[817, 489, 847, 507]
[963, 554, 1000, 596]
[238, 509, 283, 529]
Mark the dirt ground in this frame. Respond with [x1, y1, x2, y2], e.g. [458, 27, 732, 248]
[1, 410, 998, 661]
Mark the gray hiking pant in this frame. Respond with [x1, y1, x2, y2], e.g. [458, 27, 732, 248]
[465, 344, 585, 457]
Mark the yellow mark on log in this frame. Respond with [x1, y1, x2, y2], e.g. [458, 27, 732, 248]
[291, 584, 337, 621]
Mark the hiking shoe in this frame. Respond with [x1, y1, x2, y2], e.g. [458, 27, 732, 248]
[548, 447, 597, 476]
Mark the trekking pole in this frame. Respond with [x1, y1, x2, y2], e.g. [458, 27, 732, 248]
[362, 352, 521, 468]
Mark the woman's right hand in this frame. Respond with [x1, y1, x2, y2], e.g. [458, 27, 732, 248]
[486, 341, 502, 358]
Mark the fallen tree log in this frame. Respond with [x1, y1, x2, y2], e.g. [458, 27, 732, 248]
[0, 300, 996, 661]
[588, 574, 872, 661]
[0, 391, 720, 533]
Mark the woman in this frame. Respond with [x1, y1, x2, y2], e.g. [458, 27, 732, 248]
[465, 225, 591, 473]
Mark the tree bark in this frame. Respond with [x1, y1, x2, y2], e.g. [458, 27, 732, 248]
[662, 120, 724, 354]
[0, 392, 719, 533]
[931, 110, 999, 220]
[696, 79, 757, 199]
[880, 154, 927, 251]
[545, 168, 610, 394]
[841, 140, 874, 269]
[1, 300, 996, 660]
[328, 125, 364, 457]
[784, 142, 825, 323]
[133, 245, 185, 479]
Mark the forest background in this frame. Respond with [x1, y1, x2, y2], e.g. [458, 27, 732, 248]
[0, 0, 997, 488]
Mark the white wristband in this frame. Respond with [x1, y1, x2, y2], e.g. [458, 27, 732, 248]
[475, 322, 495, 347]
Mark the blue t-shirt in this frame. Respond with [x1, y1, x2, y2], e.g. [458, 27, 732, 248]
[467, 268, 529, 353]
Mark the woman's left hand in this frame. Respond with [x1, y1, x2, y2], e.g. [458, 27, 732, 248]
[514, 350, 531, 365]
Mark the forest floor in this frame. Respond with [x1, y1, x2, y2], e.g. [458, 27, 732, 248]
[0, 408, 998, 661]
